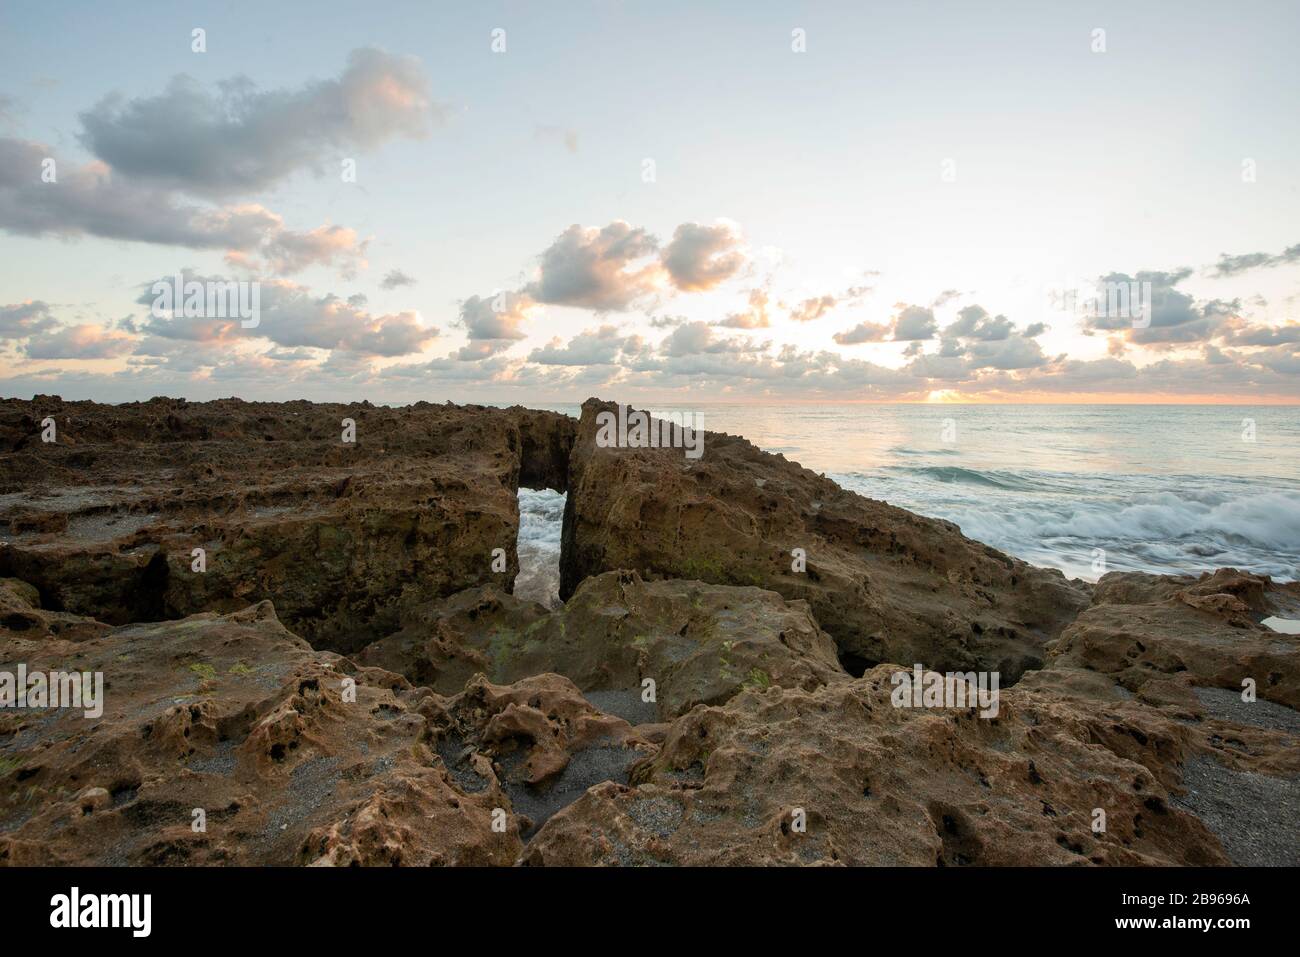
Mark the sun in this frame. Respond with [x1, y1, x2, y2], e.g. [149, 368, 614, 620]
[926, 390, 961, 403]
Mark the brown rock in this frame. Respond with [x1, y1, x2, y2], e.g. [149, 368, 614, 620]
[1048, 568, 1300, 709]
[422, 673, 658, 837]
[560, 398, 1089, 680]
[359, 570, 846, 719]
[3, 397, 1293, 868]
[523, 667, 1230, 866]
[0, 577, 109, 643]
[0, 397, 574, 653]
[1036, 570, 1300, 866]
[354, 584, 551, 695]
[0, 602, 523, 865]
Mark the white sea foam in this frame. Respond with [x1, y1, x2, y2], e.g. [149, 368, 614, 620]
[515, 488, 565, 607]
[1262, 616, 1300, 635]
[518, 487, 564, 549]
[835, 471, 1300, 582]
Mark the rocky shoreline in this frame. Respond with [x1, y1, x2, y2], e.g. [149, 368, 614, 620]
[1, 395, 1297, 866]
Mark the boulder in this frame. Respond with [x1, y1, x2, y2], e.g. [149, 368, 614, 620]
[357, 570, 846, 720]
[1048, 568, 1300, 709]
[560, 398, 1089, 681]
[523, 667, 1231, 866]
[354, 584, 551, 695]
[422, 673, 658, 837]
[0, 577, 108, 643]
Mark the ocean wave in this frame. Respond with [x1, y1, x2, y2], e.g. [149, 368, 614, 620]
[835, 470, 1300, 583]
[1012, 490, 1300, 552]
[887, 445, 960, 457]
[886, 465, 1049, 492]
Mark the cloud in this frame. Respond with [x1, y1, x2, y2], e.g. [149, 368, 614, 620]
[0, 301, 58, 338]
[887, 299, 1052, 372]
[78, 48, 440, 197]
[454, 340, 516, 361]
[660, 320, 766, 357]
[903, 350, 970, 382]
[1081, 270, 1236, 346]
[526, 221, 662, 310]
[717, 289, 771, 329]
[785, 281, 872, 323]
[456, 291, 532, 341]
[25, 323, 134, 359]
[1210, 242, 1300, 278]
[661, 221, 746, 292]
[1255, 343, 1300, 375]
[833, 320, 890, 345]
[0, 138, 366, 279]
[9, 310, 1298, 403]
[962, 335, 1049, 370]
[256, 224, 369, 278]
[889, 335, 1300, 399]
[138, 274, 438, 356]
[264, 348, 317, 362]
[0, 136, 286, 249]
[128, 275, 241, 344]
[1016, 349, 1300, 395]
[625, 343, 919, 397]
[1219, 320, 1300, 347]
[380, 269, 417, 289]
[892, 304, 938, 341]
[942, 304, 1016, 341]
[834, 299, 1006, 346]
[499, 219, 753, 317]
[528, 325, 644, 365]
[381, 354, 516, 383]
[0, 51, 428, 278]
[11, 197, 1299, 403]
[788, 294, 837, 323]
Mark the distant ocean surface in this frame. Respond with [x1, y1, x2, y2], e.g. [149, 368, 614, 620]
[518, 404, 1300, 589]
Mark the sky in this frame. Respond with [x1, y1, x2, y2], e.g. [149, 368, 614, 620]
[1, 0, 1298, 405]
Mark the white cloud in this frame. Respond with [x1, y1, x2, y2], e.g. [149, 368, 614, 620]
[78, 49, 441, 197]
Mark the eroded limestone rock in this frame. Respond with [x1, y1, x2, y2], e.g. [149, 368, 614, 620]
[559, 399, 1090, 681]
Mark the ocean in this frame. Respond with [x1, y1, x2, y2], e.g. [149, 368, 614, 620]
[516, 404, 1300, 604]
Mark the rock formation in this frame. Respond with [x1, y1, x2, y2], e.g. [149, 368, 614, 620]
[358, 570, 844, 720]
[1, 396, 1296, 866]
[522, 670, 1230, 866]
[0, 396, 574, 652]
[560, 399, 1090, 682]
[1, 599, 519, 865]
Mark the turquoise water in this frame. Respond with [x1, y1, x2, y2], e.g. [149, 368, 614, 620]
[530, 404, 1300, 583]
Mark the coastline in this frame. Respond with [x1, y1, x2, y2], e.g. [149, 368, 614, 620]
[1, 395, 1297, 867]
